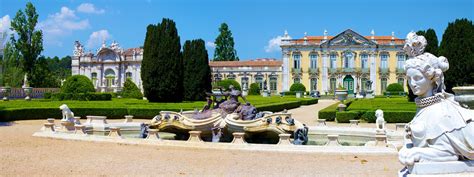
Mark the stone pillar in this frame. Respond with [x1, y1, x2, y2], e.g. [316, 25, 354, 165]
[370, 51, 377, 92]
[231, 132, 247, 144]
[73, 117, 81, 125]
[187, 131, 203, 142]
[124, 115, 133, 123]
[325, 134, 341, 146]
[322, 51, 328, 92]
[108, 127, 122, 138]
[282, 50, 290, 91]
[60, 120, 75, 132]
[146, 129, 160, 140]
[277, 134, 292, 145]
[42, 123, 55, 132]
[74, 124, 86, 135]
[374, 132, 388, 147]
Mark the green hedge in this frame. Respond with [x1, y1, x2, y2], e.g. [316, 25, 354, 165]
[318, 102, 339, 121]
[281, 91, 310, 96]
[50, 93, 112, 101]
[386, 83, 404, 92]
[361, 110, 415, 123]
[0, 97, 319, 122]
[290, 83, 306, 92]
[336, 111, 360, 123]
[249, 83, 261, 95]
[215, 79, 241, 91]
[61, 75, 95, 94]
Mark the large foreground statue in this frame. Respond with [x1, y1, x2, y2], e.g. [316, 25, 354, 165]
[398, 32, 474, 174]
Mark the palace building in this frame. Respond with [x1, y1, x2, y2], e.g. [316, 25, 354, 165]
[280, 29, 407, 95]
[209, 59, 283, 93]
[71, 41, 143, 92]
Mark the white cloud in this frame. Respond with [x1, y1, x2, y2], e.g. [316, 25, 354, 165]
[264, 36, 286, 53]
[77, 3, 105, 14]
[87, 30, 111, 49]
[38, 7, 90, 46]
[206, 41, 216, 48]
[0, 15, 12, 33]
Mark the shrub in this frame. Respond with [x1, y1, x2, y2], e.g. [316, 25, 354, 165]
[386, 83, 404, 92]
[248, 83, 260, 95]
[44, 92, 52, 99]
[361, 110, 415, 123]
[216, 79, 241, 91]
[121, 79, 143, 99]
[336, 111, 360, 123]
[61, 75, 95, 94]
[300, 99, 318, 105]
[50, 93, 112, 101]
[290, 83, 306, 92]
[318, 102, 339, 121]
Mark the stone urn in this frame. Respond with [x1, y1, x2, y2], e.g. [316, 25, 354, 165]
[262, 90, 270, 97]
[453, 86, 474, 109]
[1, 86, 11, 101]
[23, 87, 33, 101]
[335, 89, 348, 102]
[295, 91, 302, 98]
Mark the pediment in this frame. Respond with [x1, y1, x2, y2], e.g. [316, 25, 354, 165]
[321, 29, 376, 47]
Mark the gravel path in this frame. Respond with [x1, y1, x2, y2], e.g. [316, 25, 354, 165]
[0, 101, 404, 176]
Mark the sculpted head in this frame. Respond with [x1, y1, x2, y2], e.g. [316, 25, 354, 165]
[404, 54, 449, 98]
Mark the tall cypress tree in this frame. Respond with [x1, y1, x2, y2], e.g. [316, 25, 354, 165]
[439, 18, 474, 93]
[416, 29, 439, 55]
[213, 23, 238, 61]
[141, 18, 183, 102]
[183, 39, 212, 101]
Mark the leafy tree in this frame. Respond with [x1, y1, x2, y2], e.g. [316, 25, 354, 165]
[121, 79, 143, 99]
[290, 83, 306, 92]
[248, 83, 261, 95]
[216, 79, 241, 91]
[416, 28, 439, 55]
[0, 42, 23, 87]
[9, 2, 43, 83]
[61, 75, 95, 94]
[30, 56, 58, 87]
[142, 18, 183, 102]
[439, 18, 474, 93]
[183, 39, 212, 101]
[213, 23, 238, 61]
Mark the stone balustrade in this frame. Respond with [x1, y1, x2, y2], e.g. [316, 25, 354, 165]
[231, 132, 247, 144]
[108, 127, 122, 138]
[187, 131, 203, 142]
[325, 134, 341, 146]
[277, 134, 292, 145]
[146, 129, 160, 140]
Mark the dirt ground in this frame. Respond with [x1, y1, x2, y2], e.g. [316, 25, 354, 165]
[0, 118, 403, 177]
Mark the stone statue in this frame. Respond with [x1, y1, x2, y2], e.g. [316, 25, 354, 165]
[293, 124, 308, 145]
[398, 32, 474, 169]
[375, 109, 385, 130]
[73, 41, 84, 56]
[22, 74, 29, 88]
[211, 127, 222, 142]
[365, 80, 373, 91]
[219, 85, 248, 115]
[263, 79, 268, 91]
[59, 104, 75, 123]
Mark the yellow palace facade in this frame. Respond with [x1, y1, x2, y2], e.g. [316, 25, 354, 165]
[280, 29, 407, 95]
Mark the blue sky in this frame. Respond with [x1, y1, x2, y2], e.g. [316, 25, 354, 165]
[1, 0, 472, 60]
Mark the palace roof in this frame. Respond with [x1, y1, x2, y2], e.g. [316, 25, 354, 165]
[209, 59, 282, 67]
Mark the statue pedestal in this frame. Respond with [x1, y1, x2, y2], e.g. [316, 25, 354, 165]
[402, 160, 474, 176]
[365, 90, 374, 99]
[242, 90, 248, 97]
[262, 91, 269, 97]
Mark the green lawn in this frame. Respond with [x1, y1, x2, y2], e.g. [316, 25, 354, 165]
[0, 96, 318, 121]
[347, 97, 416, 112]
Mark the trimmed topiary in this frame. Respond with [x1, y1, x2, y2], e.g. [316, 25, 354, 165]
[290, 83, 306, 92]
[61, 75, 95, 94]
[386, 83, 404, 92]
[216, 79, 241, 91]
[248, 83, 261, 95]
[122, 79, 143, 99]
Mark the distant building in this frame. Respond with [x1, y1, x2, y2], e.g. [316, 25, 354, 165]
[280, 29, 406, 95]
[71, 41, 143, 92]
[209, 58, 283, 93]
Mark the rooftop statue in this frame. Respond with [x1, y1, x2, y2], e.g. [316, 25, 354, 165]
[398, 32, 473, 169]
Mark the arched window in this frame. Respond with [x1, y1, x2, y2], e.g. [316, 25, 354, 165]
[398, 78, 404, 86]
[91, 72, 98, 87]
[310, 54, 318, 69]
[256, 76, 264, 90]
[270, 77, 277, 92]
[310, 78, 317, 91]
[361, 77, 368, 91]
[126, 72, 132, 79]
[293, 78, 300, 84]
[293, 53, 301, 69]
[381, 78, 388, 92]
[361, 54, 368, 69]
[330, 78, 336, 93]
[104, 69, 116, 87]
[380, 54, 388, 69]
[397, 55, 406, 69]
[330, 54, 337, 69]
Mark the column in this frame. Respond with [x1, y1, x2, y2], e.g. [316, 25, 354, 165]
[370, 51, 377, 91]
[282, 49, 290, 91]
[322, 51, 328, 92]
